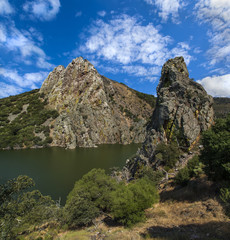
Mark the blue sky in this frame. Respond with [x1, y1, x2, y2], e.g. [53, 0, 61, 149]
[0, 0, 229, 98]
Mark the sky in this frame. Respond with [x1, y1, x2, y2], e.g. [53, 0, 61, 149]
[0, 0, 229, 98]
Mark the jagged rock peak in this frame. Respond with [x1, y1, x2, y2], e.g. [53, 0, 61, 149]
[125, 56, 214, 177]
[39, 57, 155, 149]
[40, 57, 97, 95]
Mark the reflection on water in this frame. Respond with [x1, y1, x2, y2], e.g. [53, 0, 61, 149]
[0, 144, 139, 204]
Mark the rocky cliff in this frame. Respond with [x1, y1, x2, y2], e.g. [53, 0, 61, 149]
[126, 57, 214, 176]
[40, 57, 155, 149]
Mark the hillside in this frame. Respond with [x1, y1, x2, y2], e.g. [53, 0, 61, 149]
[213, 97, 230, 118]
[0, 57, 156, 150]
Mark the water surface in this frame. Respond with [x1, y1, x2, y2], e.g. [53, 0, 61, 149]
[0, 144, 139, 204]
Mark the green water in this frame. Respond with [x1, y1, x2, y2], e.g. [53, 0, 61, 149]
[0, 144, 139, 204]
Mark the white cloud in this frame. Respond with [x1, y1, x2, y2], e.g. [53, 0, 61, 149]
[0, 23, 54, 69]
[0, 24, 7, 42]
[195, 0, 230, 65]
[97, 11, 106, 17]
[197, 74, 230, 97]
[0, 83, 23, 98]
[75, 11, 82, 17]
[83, 15, 172, 66]
[144, 0, 183, 22]
[23, 0, 61, 21]
[80, 14, 192, 80]
[0, 0, 14, 15]
[123, 65, 160, 77]
[0, 68, 48, 89]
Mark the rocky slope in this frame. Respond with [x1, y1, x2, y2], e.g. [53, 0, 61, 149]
[0, 57, 155, 150]
[126, 57, 214, 176]
[40, 57, 155, 149]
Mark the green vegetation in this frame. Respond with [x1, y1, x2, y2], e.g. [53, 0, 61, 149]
[175, 155, 204, 186]
[0, 90, 59, 149]
[199, 114, 230, 216]
[213, 97, 230, 119]
[110, 177, 159, 226]
[64, 168, 159, 228]
[155, 142, 180, 169]
[0, 169, 159, 238]
[133, 90, 156, 108]
[200, 114, 230, 181]
[63, 169, 117, 228]
[0, 176, 59, 239]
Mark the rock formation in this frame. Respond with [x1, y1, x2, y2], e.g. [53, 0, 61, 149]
[126, 56, 214, 176]
[40, 57, 155, 149]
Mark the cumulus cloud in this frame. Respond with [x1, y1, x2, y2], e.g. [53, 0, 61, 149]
[80, 14, 192, 80]
[0, 68, 48, 90]
[23, 0, 61, 21]
[197, 74, 230, 97]
[0, 23, 54, 69]
[144, 0, 183, 22]
[195, 0, 230, 65]
[0, 0, 14, 15]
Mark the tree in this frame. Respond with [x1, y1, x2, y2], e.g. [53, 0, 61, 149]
[0, 176, 58, 239]
[110, 178, 159, 226]
[64, 168, 117, 228]
[200, 114, 230, 181]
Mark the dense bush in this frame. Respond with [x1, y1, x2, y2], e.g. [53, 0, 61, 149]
[155, 142, 180, 169]
[64, 169, 117, 228]
[175, 155, 203, 186]
[64, 168, 159, 228]
[0, 176, 59, 239]
[110, 177, 159, 226]
[200, 114, 230, 181]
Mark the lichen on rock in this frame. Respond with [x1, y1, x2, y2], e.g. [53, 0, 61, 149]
[126, 56, 214, 177]
[40, 57, 155, 149]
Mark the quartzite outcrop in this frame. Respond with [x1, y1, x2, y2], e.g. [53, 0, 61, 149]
[126, 57, 214, 176]
[40, 57, 155, 149]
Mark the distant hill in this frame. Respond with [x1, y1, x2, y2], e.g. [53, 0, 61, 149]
[213, 97, 230, 118]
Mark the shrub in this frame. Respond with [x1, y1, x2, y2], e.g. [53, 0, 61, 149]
[175, 167, 190, 186]
[110, 178, 159, 227]
[64, 169, 117, 228]
[175, 155, 202, 186]
[0, 176, 58, 239]
[155, 142, 180, 169]
[200, 114, 230, 181]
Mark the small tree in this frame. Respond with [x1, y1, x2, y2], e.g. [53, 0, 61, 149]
[110, 178, 159, 227]
[64, 168, 117, 228]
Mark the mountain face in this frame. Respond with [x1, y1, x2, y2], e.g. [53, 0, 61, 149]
[126, 57, 214, 176]
[39, 57, 155, 149]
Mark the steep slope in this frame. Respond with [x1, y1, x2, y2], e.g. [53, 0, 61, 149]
[126, 57, 214, 176]
[40, 57, 155, 149]
[0, 90, 59, 149]
[0, 57, 155, 150]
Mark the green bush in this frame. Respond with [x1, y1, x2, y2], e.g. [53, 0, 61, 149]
[175, 167, 190, 186]
[64, 169, 117, 228]
[200, 114, 230, 181]
[220, 187, 230, 216]
[110, 177, 159, 227]
[175, 155, 202, 186]
[0, 176, 58, 239]
[155, 142, 180, 169]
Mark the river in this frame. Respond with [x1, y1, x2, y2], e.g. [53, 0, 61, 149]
[0, 144, 139, 204]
